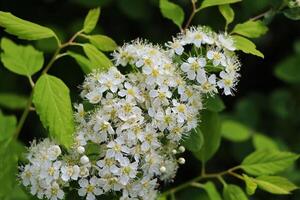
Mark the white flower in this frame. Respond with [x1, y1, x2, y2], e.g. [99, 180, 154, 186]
[149, 85, 172, 106]
[166, 39, 184, 55]
[117, 157, 138, 185]
[181, 57, 206, 81]
[218, 34, 235, 51]
[198, 74, 218, 94]
[207, 49, 226, 66]
[61, 165, 80, 181]
[45, 182, 64, 200]
[106, 137, 130, 162]
[40, 161, 61, 183]
[47, 145, 61, 161]
[118, 82, 143, 102]
[85, 90, 102, 104]
[20, 165, 34, 186]
[97, 157, 119, 176]
[217, 71, 235, 95]
[78, 177, 103, 200]
[138, 126, 161, 152]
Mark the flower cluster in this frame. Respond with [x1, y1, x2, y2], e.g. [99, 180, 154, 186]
[20, 26, 241, 200]
[166, 26, 241, 96]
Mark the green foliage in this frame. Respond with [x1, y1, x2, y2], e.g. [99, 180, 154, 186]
[218, 4, 235, 28]
[252, 133, 278, 150]
[82, 43, 113, 71]
[274, 54, 300, 84]
[67, 51, 94, 74]
[87, 35, 117, 51]
[241, 150, 299, 176]
[223, 184, 248, 200]
[231, 20, 268, 38]
[33, 74, 74, 148]
[0, 111, 17, 141]
[242, 174, 257, 195]
[221, 120, 251, 142]
[195, 110, 221, 162]
[202, 182, 222, 200]
[0, 11, 57, 41]
[204, 95, 225, 112]
[0, 93, 28, 110]
[159, 0, 184, 28]
[0, 38, 44, 76]
[232, 35, 264, 58]
[200, 0, 241, 10]
[283, 7, 300, 20]
[83, 7, 101, 33]
[182, 127, 204, 152]
[254, 176, 298, 194]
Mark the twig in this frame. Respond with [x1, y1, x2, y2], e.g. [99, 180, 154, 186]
[184, 0, 199, 30]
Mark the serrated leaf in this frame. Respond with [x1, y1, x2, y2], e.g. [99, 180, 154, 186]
[274, 55, 300, 84]
[204, 95, 225, 112]
[241, 150, 299, 176]
[232, 20, 268, 38]
[0, 38, 44, 76]
[33, 74, 74, 148]
[83, 7, 100, 33]
[67, 51, 94, 74]
[221, 120, 251, 142]
[82, 43, 113, 71]
[0, 111, 17, 141]
[232, 35, 264, 58]
[194, 111, 221, 162]
[87, 35, 117, 51]
[0, 11, 57, 41]
[200, 0, 241, 10]
[242, 174, 257, 195]
[182, 127, 204, 152]
[159, 0, 184, 28]
[0, 93, 27, 110]
[255, 176, 298, 194]
[218, 4, 235, 27]
[223, 184, 248, 200]
[202, 182, 222, 200]
[252, 133, 278, 150]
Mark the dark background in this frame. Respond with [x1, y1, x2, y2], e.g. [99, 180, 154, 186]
[0, 0, 300, 199]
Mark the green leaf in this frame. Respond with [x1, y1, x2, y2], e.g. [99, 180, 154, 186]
[67, 51, 94, 74]
[274, 55, 300, 84]
[284, 7, 300, 20]
[232, 20, 268, 38]
[223, 184, 248, 200]
[241, 150, 299, 176]
[0, 93, 27, 110]
[159, 0, 185, 28]
[218, 4, 235, 27]
[204, 95, 225, 112]
[200, 0, 241, 10]
[255, 176, 298, 194]
[82, 43, 113, 71]
[83, 7, 100, 33]
[0, 11, 57, 41]
[252, 133, 278, 151]
[33, 74, 74, 148]
[0, 111, 17, 141]
[221, 120, 251, 142]
[232, 35, 264, 58]
[87, 35, 117, 51]
[202, 182, 222, 200]
[195, 111, 221, 162]
[242, 174, 257, 195]
[0, 38, 44, 76]
[182, 127, 204, 152]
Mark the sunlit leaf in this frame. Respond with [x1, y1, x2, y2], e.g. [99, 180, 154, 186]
[159, 0, 184, 28]
[83, 7, 100, 33]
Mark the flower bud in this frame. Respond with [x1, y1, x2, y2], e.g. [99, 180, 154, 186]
[178, 157, 185, 164]
[179, 146, 185, 153]
[160, 166, 166, 173]
[80, 155, 90, 165]
[172, 149, 177, 154]
[77, 146, 85, 154]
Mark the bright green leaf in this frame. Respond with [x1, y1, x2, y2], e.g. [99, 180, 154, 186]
[241, 150, 299, 176]
[33, 74, 74, 148]
[82, 43, 113, 71]
[274, 55, 300, 84]
[232, 35, 264, 58]
[232, 20, 268, 38]
[182, 127, 204, 152]
[252, 133, 278, 150]
[87, 35, 117, 51]
[218, 4, 235, 27]
[221, 120, 251, 142]
[67, 51, 94, 74]
[202, 182, 222, 200]
[242, 174, 257, 195]
[0, 111, 17, 141]
[159, 0, 185, 28]
[204, 95, 225, 112]
[195, 111, 221, 162]
[223, 184, 248, 200]
[83, 7, 100, 33]
[0, 93, 27, 110]
[255, 176, 298, 194]
[200, 0, 241, 10]
[0, 38, 44, 76]
[0, 11, 57, 41]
